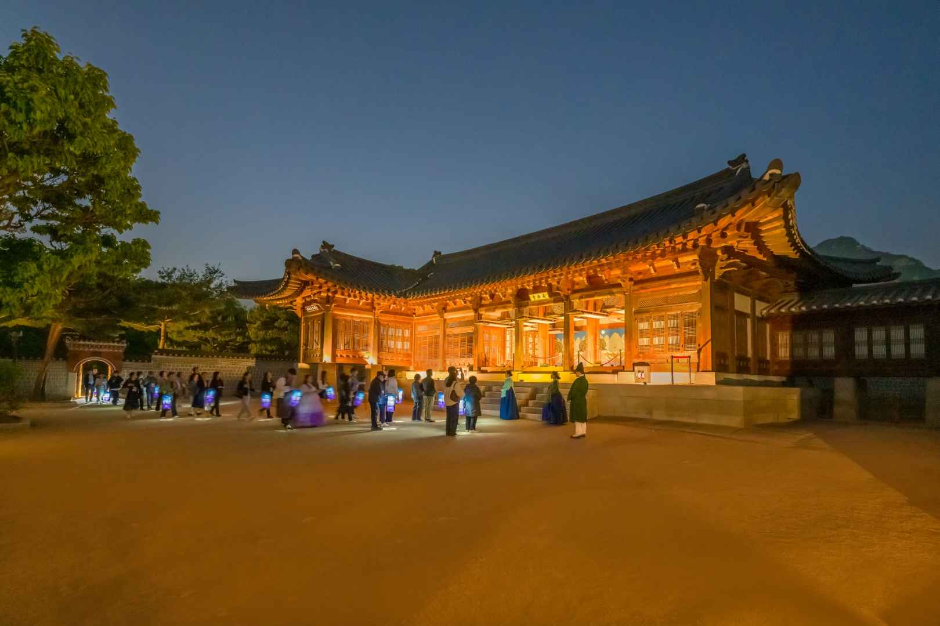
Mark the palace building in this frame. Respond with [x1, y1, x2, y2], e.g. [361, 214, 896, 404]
[235, 155, 940, 425]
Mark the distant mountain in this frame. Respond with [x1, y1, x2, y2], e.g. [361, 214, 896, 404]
[814, 236, 940, 282]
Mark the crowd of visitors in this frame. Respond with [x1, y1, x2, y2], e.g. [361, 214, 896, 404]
[80, 361, 591, 438]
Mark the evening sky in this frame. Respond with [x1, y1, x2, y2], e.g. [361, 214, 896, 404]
[2, 1, 938, 279]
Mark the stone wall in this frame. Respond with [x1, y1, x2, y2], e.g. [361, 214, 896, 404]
[592, 382, 813, 428]
[115, 353, 303, 397]
[0, 359, 71, 400]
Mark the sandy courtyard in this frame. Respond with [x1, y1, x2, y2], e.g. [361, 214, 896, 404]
[2, 399, 940, 625]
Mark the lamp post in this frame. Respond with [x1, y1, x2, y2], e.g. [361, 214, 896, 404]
[10, 330, 23, 362]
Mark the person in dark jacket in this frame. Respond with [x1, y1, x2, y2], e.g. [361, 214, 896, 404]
[209, 371, 224, 416]
[335, 373, 355, 422]
[367, 370, 386, 431]
[463, 376, 483, 432]
[411, 373, 423, 421]
[421, 369, 436, 423]
[108, 373, 124, 405]
[84, 367, 98, 402]
[259, 372, 274, 419]
[236, 372, 252, 420]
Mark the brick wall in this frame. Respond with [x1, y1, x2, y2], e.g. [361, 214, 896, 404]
[0, 359, 71, 400]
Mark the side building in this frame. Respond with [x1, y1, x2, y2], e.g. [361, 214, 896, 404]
[236, 155, 938, 425]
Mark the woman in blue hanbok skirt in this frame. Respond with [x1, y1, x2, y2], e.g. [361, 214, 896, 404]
[541, 371, 568, 425]
[499, 371, 519, 420]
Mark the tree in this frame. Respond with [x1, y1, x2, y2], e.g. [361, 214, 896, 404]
[0, 29, 158, 397]
[124, 265, 237, 351]
[247, 304, 299, 357]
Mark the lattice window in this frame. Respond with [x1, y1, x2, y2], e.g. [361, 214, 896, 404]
[414, 334, 439, 370]
[336, 317, 370, 351]
[777, 331, 790, 360]
[910, 324, 925, 359]
[651, 316, 666, 353]
[792, 332, 805, 359]
[379, 323, 411, 356]
[872, 327, 886, 359]
[505, 329, 513, 364]
[446, 331, 474, 362]
[854, 327, 868, 359]
[890, 325, 905, 359]
[637, 318, 651, 350]
[682, 313, 698, 352]
[807, 331, 820, 360]
[667, 314, 680, 350]
[822, 329, 835, 360]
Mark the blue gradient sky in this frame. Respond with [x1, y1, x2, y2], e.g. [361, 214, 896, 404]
[3, 1, 938, 279]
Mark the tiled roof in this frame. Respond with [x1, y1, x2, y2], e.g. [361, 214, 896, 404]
[236, 155, 896, 301]
[405, 163, 755, 296]
[765, 277, 940, 316]
[231, 278, 286, 299]
[298, 249, 425, 296]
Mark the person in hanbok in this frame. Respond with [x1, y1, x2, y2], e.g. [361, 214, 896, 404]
[121, 373, 141, 418]
[499, 370, 519, 420]
[463, 376, 482, 432]
[189, 373, 206, 417]
[296, 374, 325, 428]
[541, 371, 568, 425]
[568, 363, 589, 439]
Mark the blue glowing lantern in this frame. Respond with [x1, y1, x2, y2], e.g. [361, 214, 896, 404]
[386, 395, 396, 411]
[204, 388, 216, 407]
[398, 389, 403, 403]
[102, 390, 111, 403]
[161, 394, 172, 410]
[152, 386, 160, 401]
[353, 391, 365, 407]
[436, 391, 445, 409]
[288, 389, 302, 407]
[324, 385, 336, 401]
[260, 392, 272, 409]
[459, 399, 466, 416]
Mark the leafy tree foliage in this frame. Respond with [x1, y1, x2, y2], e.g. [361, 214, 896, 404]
[247, 304, 299, 357]
[0, 29, 158, 397]
[125, 265, 237, 350]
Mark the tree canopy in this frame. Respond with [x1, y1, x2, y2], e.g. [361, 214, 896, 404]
[0, 28, 158, 396]
[247, 304, 299, 358]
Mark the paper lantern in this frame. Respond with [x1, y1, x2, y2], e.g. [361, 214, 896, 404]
[353, 391, 365, 407]
[397, 389, 403, 403]
[204, 389, 216, 407]
[260, 392, 272, 409]
[436, 391, 445, 409]
[459, 400, 466, 416]
[324, 386, 336, 401]
[386, 395, 396, 410]
[161, 394, 172, 410]
[152, 386, 160, 401]
[102, 391, 111, 403]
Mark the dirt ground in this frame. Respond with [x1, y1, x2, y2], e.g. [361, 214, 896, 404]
[2, 398, 940, 626]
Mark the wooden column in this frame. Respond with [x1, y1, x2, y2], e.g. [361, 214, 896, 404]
[371, 303, 380, 368]
[538, 323, 549, 367]
[438, 310, 447, 372]
[586, 318, 599, 366]
[726, 285, 737, 373]
[562, 296, 574, 371]
[622, 279, 635, 369]
[749, 296, 758, 374]
[472, 308, 482, 371]
[322, 306, 334, 364]
[696, 248, 718, 372]
[298, 307, 307, 365]
[512, 308, 525, 372]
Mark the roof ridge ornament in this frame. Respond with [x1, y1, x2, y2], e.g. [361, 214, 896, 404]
[432, 251, 442, 264]
[761, 158, 784, 181]
[727, 153, 749, 175]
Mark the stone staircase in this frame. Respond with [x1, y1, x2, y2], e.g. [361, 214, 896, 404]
[480, 382, 547, 419]
[520, 384, 572, 421]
